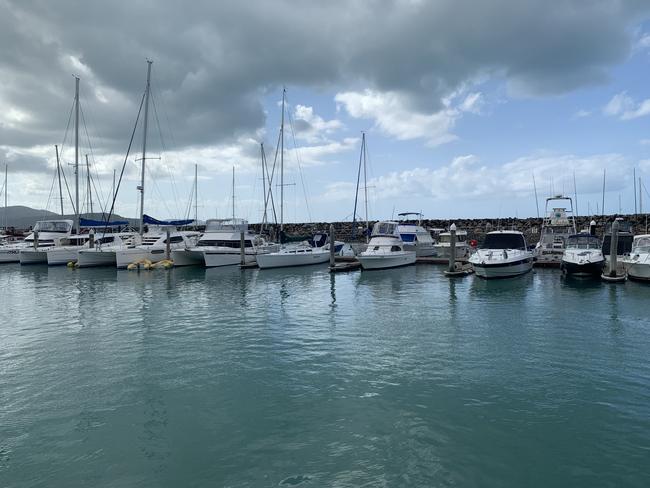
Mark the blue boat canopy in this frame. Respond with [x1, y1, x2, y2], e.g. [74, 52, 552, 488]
[80, 217, 129, 228]
[143, 214, 194, 226]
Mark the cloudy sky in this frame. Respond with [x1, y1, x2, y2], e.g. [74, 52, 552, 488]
[2, 0, 650, 223]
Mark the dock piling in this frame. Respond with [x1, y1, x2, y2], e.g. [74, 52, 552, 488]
[448, 223, 457, 273]
[240, 231, 245, 265]
[33, 230, 38, 250]
[165, 229, 171, 260]
[329, 224, 335, 267]
[89, 229, 95, 249]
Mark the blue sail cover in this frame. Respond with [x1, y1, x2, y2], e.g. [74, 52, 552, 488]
[143, 214, 194, 226]
[80, 217, 129, 227]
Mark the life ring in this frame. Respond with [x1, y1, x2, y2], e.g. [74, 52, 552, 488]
[469, 239, 478, 248]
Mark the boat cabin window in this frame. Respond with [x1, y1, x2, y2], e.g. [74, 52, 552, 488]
[96, 236, 115, 245]
[566, 235, 600, 249]
[400, 233, 416, 242]
[373, 246, 380, 251]
[483, 233, 526, 250]
[33, 221, 71, 233]
[390, 245, 401, 252]
[164, 236, 185, 244]
[197, 239, 253, 248]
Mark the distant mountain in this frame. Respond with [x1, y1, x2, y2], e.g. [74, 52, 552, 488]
[0, 206, 135, 230]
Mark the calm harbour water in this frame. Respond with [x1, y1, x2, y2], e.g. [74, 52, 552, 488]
[0, 263, 649, 487]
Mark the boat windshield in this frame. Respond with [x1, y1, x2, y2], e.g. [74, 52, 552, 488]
[400, 233, 416, 242]
[34, 221, 71, 233]
[483, 233, 526, 250]
[632, 236, 650, 253]
[566, 235, 600, 249]
[372, 222, 398, 236]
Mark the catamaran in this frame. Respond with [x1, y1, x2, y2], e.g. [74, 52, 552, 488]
[470, 230, 533, 279]
[17, 220, 75, 264]
[76, 232, 141, 267]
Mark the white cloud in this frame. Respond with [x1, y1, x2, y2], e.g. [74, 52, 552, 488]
[323, 152, 630, 203]
[573, 109, 591, 119]
[335, 89, 482, 146]
[603, 91, 650, 120]
[292, 105, 343, 143]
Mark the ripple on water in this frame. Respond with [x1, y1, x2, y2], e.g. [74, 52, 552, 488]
[0, 265, 649, 487]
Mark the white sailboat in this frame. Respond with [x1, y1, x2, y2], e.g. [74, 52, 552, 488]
[256, 88, 330, 270]
[470, 230, 533, 279]
[76, 232, 141, 267]
[357, 221, 416, 270]
[115, 226, 199, 268]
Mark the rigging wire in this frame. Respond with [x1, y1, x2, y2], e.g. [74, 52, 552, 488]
[150, 89, 183, 218]
[79, 105, 107, 215]
[102, 90, 146, 234]
[284, 96, 313, 222]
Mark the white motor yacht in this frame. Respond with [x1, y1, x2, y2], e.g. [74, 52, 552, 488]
[623, 234, 650, 281]
[172, 219, 278, 267]
[115, 227, 200, 268]
[396, 212, 437, 257]
[470, 230, 533, 279]
[70, 232, 140, 267]
[256, 241, 330, 269]
[560, 233, 605, 277]
[18, 220, 74, 264]
[533, 196, 577, 267]
[432, 229, 471, 260]
[357, 221, 416, 270]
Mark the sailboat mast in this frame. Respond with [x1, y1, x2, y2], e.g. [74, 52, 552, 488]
[232, 166, 235, 221]
[280, 87, 285, 232]
[634, 168, 637, 214]
[74, 75, 80, 234]
[55, 145, 64, 216]
[3, 163, 7, 230]
[112, 169, 116, 205]
[194, 163, 198, 223]
[573, 171, 578, 217]
[601, 168, 606, 217]
[139, 60, 153, 236]
[261, 143, 267, 228]
[362, 133, 369, 243]
[532, 172, 540, 219]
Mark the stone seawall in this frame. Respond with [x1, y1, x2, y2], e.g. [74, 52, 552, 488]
[251, 214, 650, 244]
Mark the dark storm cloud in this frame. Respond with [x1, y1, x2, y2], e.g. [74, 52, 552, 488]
[1, 0, 649, 153]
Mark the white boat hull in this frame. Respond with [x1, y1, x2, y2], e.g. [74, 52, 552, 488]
[115, 247, 170, 268]
[470, 250, 534, 279]
[403, 242, 437, 257]
[171, 249, 205, 267]
[46, 246, 85, 266]
[624, 258, 650, 281]
[358, 251, 416, 270]
[203, 250, 256, 268]
[19, 249, 49, 264]
[77, 249, 118, 267]
[256, 250, 330, 269]
[433, 244, 471, 260]
[0, 247, 24, 263]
